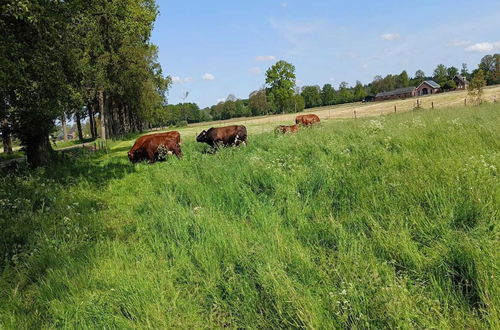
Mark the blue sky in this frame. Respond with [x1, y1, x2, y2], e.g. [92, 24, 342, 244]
[151, 0, 500, 107]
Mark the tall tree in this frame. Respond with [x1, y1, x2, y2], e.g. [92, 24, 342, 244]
[265, 60, 296, 114]
[321, 84, 336, 106]
[338, 82, 353, 104]
[249, 90, 271, 116]
[301, 86, 322, 109]
[447, 66, 459, 80]
[397, 71, 410, 87]
[433, 64, 448, 85]
[353, 81, 367, 101]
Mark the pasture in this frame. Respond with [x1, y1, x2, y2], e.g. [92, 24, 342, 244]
[0, 103, 499, 328]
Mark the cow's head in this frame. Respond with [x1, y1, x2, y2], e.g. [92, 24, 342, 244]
[128, 150, 135, 162]
[196, 130, 207, 142]
[128, 149, 142, 163]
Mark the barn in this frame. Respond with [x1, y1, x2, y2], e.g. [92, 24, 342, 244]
[416, 81, 441, 96]
[453, 75, 469, 90]
[374, 87, 416, 101]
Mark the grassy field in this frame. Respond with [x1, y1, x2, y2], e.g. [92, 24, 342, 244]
[0, 103, 499, 328]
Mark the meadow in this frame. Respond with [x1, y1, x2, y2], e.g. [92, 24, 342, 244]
[0, 103, 499, 328]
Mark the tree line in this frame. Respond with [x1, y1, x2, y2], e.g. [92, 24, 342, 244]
[160, 54, 499, 128]
[1, 0, 170, 166]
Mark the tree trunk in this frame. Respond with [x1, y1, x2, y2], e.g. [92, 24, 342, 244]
[88, 104, 97, 139]
[75, 113, 83, 141]
[61, 115, 68, 142]
[25, 135, 53, 168]
[98, 90, 106, 140]
[2, 118, 13, 154]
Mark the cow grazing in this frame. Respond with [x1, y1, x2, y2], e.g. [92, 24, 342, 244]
[196, 125, 247, 148]
[128, 131, 182, 163]
[295, 114, 321, 127]
[275, 124, 299, 134]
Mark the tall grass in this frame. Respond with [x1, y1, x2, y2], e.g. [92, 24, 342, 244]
[0, 104, 499, 328]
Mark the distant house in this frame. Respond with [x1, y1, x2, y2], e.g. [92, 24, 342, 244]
[453, 75, 469, 90]
[416, 80, 441, 96]
[375, 87, 416, 101]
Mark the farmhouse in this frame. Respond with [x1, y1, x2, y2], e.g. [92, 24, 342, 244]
[416, 80, 441, 96]
[453, 75, 469, 90]
[374, 87, 416, 101]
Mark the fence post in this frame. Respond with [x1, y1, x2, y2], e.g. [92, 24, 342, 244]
[394, 105, 397, 113]
[432, 102, 434, 109]
[465, 98, 467, 106]
[354, 110, 357, 120]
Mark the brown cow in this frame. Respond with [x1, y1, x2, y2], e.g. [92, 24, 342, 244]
[275, 124, 299, 134]
[128, 131, 181, 163]
[295, 114, 321, 127]
[196, 125, 247, 148]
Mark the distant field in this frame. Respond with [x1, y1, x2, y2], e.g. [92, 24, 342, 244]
[1, 103, 498, 328]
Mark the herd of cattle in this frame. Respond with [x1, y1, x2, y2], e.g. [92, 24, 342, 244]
[128, 114, 321, 163]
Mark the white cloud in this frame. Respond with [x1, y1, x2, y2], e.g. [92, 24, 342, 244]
[465, 42, 500, 53]
[447, 40, 471, 47]
[249, 67, 262, 75]
[380, 33, 400, 41]
[255, 55, 276, 62]
[202, 73, 216, 81]
[171, 76, 193, 83]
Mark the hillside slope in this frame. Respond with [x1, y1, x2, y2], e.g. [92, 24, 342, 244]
[1, 104, 499, 328]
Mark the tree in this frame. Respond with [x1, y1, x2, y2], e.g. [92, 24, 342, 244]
[265, 60, 296, 113]
[301, 86, 322, 108]
[321, 84, 336, 106]
[461, 63, 469, 78]
[293, 94, 305, 113]
[0, 0, 169, 167]
[478, 54, 500, 85]
[248, 90, 271, 116]
[468, 69, 486, 105]
[338, 82, 353, 104]
[397, 71, 410, 87]
[442, 80, 457, 91]
[447, 66, 459, 80]
[353, 81, 367, 101]
[433, 64, 448, 85]
[234, 100, 249, 118]
[414, 70, 426, 86]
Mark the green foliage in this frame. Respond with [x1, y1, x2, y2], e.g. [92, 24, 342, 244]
[442, 80, 457, 91]
[338, 82, 354, 103]
[397, 71, 410, 87]
[447, 66, 459, 80]
[301, 86, 323, 109]
[321, 84, 336, 106]
[433, 64, 448, 85]
[0, 0, 169, 167]
[249, 90, 271, 116]
[413, 70, 426, 86]
[353, 81, 367, 101]
[478, 54, 500, 85]
[265, 61, 296, 113]
[0, 104, 498, 328]
[468, 70, 487, 104]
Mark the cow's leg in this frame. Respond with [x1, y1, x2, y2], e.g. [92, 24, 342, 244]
[173, 146, 182, 158]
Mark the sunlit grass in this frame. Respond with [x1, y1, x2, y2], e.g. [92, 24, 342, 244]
[0, 104, 499, 328]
